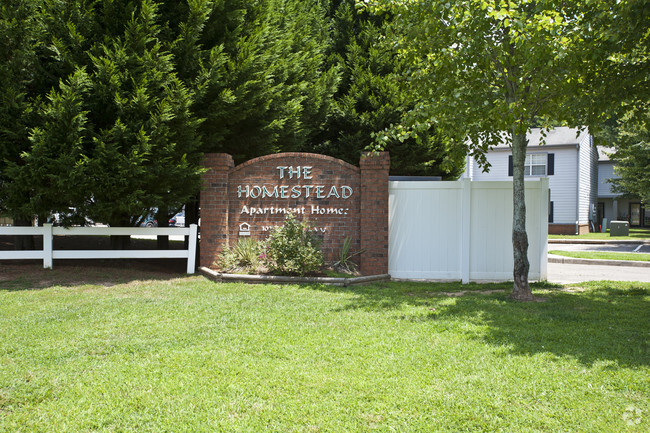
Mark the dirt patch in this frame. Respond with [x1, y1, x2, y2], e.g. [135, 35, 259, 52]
[408, 289, 507, 298]
[439, 289, 507, 297]
[0, 260, 189, 291]
[557, 287, 587, 293]
[0, 236, 187, 290]
[0, 234, 190, 290]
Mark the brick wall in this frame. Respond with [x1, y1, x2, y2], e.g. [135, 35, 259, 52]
[200, 153, 234, 268]
[200, 152, 390, 275]
[359, 152, 390, 275]
[548, 223, 580, 235]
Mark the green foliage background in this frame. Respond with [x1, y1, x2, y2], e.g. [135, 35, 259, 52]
[0, 0, 464, 225]
[1, 0, 646, 225]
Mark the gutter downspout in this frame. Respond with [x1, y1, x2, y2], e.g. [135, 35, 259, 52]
[576, 142, 580, 235]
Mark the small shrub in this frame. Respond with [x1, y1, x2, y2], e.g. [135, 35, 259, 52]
[263, 214, 323, 276]
[218, 238, 264, 273]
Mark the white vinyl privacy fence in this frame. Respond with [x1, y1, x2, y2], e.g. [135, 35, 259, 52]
[0, 224, 198, 274]
[389, 178, 548, 282]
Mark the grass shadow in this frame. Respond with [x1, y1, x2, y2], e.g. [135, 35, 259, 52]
[306, 280, 649, 368]
[1, 235, 191, 291]
[0, 259, 190, 291]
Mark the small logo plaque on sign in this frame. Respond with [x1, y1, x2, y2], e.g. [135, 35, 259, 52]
[239, 222, 251, 236]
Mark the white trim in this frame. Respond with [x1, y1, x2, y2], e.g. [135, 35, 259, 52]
[0, 251, 47, 260]
[461, 178, 471, 283]
[52, 250, 189, 259]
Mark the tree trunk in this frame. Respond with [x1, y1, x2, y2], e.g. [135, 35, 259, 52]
[509, 130, 534, 301]
[156, 207, 169, 250]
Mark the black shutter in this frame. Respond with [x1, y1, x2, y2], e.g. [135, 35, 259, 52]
[547, 153, 554, 175]
[508, 155, 513, 176]
[549, 201, 554, 223]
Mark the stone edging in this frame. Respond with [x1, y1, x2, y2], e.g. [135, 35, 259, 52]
[199, 267, 391, 286]
[548, 254, 650, 268]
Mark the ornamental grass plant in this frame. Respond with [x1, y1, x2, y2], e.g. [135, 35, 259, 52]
[217, 237, 265, 274]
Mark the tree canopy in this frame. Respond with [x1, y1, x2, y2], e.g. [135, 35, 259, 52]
[2, 0, 204, 226]
[361, 0, 648, 299]
[578, 0, 649, 204]
[603, 106, 650, 204]
[305, 0, 465, 178]
[0, 0, 472, 227]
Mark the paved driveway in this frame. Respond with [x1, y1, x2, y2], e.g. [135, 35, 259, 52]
[549, 242, 650, 254]
[546, 240, 650, 284]
[546, 261, 650, 284]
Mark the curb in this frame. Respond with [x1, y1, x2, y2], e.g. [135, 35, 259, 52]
[548, 254, 650, 268]
[549, 239, 650, 245]
[199, 267, 391, 286]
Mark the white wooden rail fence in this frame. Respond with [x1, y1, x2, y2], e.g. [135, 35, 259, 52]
[0, 224, 198, 274]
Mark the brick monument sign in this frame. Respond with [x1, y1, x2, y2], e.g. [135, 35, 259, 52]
[200, 152, 390, 275]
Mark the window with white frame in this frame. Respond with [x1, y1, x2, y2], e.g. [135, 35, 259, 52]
[508, 153, 554, 177]
[525, 154, 547, 176]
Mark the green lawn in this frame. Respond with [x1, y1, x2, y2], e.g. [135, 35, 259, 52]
[1, 267, 648, 432]
[549, 228, 650, 241]
[549, 250, 650, 262]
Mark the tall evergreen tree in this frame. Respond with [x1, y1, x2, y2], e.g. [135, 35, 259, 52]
[0, 0, 44, 224]
[83, 0, 203, 226]
[3, 69, 91, 225]
[1, 0, 342, 224]
[3, 1, 203, 228]
[307, 0, 465, 178]
[182, 0, 339, 164]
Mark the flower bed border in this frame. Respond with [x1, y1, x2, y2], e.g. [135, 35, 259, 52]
[199, 267, 390, 286]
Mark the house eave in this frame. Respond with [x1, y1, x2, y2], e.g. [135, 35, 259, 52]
[488, 143, 579, 152]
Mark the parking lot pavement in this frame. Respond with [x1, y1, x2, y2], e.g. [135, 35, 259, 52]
[547, 261, 650, 284]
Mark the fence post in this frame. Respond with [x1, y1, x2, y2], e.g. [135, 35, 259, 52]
[461, 178, 471, 283]
[187, 224, 198, 274]
[539, 178, 549, 280]
[43, 223, 53, 269]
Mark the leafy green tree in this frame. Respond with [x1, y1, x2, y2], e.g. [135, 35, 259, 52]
[604, 106, 650, 204]
[574, 0, 649, 129]
[363, 0, 602, 300]
[578, 1, 648, 205]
